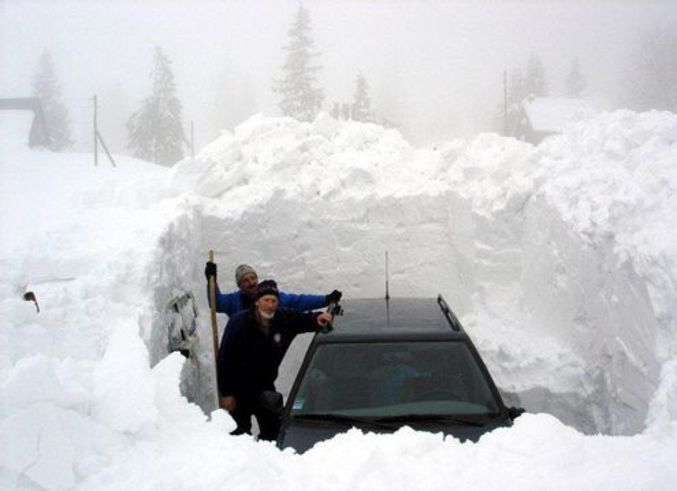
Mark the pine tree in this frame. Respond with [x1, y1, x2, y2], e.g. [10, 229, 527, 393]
[32, 50, 73, 151]
[627, 26, 677, 112]
[352, 73, 371, 122]
[127, 46, 186, 166]
[504, 67, 526, 134]
[375, 60, 405, 130]
[566, 58, 586, 98]
[273, 4, 324, 122]
[492, 102, 507, 135]
[508, 68, 526, 106]
[524, 53, 548, 97]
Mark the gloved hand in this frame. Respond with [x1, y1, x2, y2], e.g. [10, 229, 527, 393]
[326, 289, 342, 303]
[205, 261, 217, 281]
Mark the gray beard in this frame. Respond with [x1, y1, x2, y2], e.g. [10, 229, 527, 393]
[259, 311, 274, 320]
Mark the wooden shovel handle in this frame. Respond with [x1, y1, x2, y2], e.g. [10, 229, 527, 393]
[208, 250, 224, 409]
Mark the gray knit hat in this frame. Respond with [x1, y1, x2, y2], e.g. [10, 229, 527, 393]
[235, 264, 257, 286]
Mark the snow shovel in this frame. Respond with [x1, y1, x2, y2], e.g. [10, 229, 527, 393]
[207, 250, 224, 409]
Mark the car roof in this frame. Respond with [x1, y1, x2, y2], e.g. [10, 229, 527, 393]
[318, 296, 468, 343]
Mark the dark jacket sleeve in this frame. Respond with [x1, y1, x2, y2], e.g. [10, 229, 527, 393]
[278, 291, 329, 311]
[216, 315, 241, 397]
[284, 309, 322, 335]
[206, 282, 238, 317]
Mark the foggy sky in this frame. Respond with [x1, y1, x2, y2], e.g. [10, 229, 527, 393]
[2, 0, 676, 152]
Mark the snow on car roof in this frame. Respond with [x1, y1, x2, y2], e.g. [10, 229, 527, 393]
[320, 297, 466, 340]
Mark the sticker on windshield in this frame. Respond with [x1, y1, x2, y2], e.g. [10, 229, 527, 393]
[293, 398, 304, 410]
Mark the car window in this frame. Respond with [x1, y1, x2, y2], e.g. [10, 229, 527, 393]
[290, 341, 501, 417]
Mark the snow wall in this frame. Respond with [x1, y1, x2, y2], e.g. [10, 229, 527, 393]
[140, 111, 677, 436]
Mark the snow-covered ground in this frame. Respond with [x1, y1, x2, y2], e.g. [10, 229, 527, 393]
[1, 110, 676, 489]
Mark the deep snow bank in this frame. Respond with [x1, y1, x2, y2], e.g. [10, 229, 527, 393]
[166, 111, 677, 435]
[446, 111, 677, 434]
[2, 110, 677, 489]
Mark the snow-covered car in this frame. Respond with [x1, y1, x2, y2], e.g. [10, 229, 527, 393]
[276, 296, 524, 453]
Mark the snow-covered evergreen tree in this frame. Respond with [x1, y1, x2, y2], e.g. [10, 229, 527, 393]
[273, 4, 324, 122]
[127, 47, 186, 166]
[503, 67, 526, 134]
[32, 50, 73, 151]
[352, 73, 371, 122]
[508, 68, 526, 107]
[627, 26, 677, 112]
[524, 53, 548, 97]
[492, 102, 507, 135]
[566, 58, 586, 98]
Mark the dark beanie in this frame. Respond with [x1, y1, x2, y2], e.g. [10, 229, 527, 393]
[255, 279, 279, 300]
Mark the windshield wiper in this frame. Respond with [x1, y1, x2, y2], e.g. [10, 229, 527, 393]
[372, 414, 487, 427]
[292, 413, 397, 430]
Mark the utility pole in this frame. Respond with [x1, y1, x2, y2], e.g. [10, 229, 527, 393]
[93, 95, 98, 166]
[182, 120, 195, 159]
[92, 95, 117, 168]
[190, 120, 195, 158]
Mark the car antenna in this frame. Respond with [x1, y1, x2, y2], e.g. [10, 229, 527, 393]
[385, 252, 390, 301]
[385, 251, 391, 324]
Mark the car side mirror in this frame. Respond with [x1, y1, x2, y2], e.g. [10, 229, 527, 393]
[259, 390, 284, 417]
[507, 406, 525, 420]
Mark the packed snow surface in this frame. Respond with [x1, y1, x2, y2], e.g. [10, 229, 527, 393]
[1, 111, 677, 489]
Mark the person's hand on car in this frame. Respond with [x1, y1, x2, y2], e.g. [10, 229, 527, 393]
[316, 312, 333, 327]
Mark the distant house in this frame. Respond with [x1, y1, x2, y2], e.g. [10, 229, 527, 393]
[511, 96, 595, 144]
[0, 97, 51, 148]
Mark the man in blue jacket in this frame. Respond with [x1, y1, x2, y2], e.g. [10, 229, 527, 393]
[205, 261, 341, 316]
[217, 279, 334, 440]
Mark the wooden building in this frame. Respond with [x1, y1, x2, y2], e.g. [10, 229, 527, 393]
[511, 96, 595, 145]
[0, 97, 51, 148]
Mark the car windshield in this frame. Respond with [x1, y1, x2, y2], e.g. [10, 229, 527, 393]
[290, 341, 501, 418]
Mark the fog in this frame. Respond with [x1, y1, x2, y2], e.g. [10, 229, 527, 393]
[1, 0, 676, 150]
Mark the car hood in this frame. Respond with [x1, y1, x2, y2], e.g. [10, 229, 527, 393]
[277, 417, 511, 454]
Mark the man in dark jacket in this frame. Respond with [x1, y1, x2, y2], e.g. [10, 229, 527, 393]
[217, 279, 333, 440]
[205, 261, 341, 316]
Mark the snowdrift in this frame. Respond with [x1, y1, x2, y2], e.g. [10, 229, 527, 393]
[168, 111, 677, 435]
[1, 110, 676, 489]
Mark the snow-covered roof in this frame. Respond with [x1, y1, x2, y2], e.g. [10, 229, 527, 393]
[523, 96, 596, 133]
[0, 110, 34, 149]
